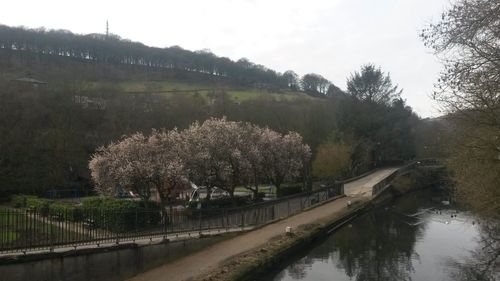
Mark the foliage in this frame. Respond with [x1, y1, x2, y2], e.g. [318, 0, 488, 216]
[0, 24, 420, 197]
[81, 197, 161, 231]
[347, 64, 401, 104]
[25, 197, 51, 215]
[0, 25, 291, 89]
[10, 195, 37, 208]
[312, 142, 352, 179]
[90, 118, 311, 202]
[276, 184, 304, 197]
[89, 130, 187, 202]
[301, 73, 332, 95]
[283, 70, 300, 90]
[11, 195, 83, 221]
[445, 123, 500, 219]
[336, 95, 418, 174]
[422, 0, 500, 219]
[48, 202, 83, 221]
[186, 196, 250, 209]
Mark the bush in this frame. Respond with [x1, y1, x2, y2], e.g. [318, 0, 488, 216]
[81, 197, 162, 232]
[277, 184, 303, 197]
[26, 196, 51, 216]
[11, 195, 77, 218]
[11, 195, 35, 208]
[186, 196, 251, 210]
[254, 192, 266, 202]
[49, 203, 83, 221]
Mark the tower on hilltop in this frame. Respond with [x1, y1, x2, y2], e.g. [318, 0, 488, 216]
[106, 20, 109, 38]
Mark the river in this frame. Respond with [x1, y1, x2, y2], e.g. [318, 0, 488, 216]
[262, 189, 499, 281]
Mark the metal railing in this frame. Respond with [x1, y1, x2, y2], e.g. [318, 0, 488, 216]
[0, 183, 343, 254]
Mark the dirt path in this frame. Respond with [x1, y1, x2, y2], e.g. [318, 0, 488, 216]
[127, 168, 398, 281]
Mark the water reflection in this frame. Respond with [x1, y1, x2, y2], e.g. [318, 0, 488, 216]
[448, 222, 500, 281]
[265, 190, 488, 281]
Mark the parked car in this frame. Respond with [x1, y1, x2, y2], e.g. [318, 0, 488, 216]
[115, 187, 140, 200]
[189, 186, 229, 202]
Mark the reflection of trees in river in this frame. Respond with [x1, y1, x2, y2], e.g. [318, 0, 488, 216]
[448, 222, 500, 281]
[285, 192, 429, 281]
[286, 261, 309, 280]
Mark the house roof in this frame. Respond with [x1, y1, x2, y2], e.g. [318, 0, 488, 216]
[14, 77, 48, 84]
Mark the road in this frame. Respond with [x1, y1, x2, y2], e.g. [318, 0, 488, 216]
[127, 167, 399, 281]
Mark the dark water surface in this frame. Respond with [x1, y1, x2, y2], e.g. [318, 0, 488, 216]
[262, 190, 488, 281]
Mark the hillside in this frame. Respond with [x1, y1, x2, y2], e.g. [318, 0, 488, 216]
[0, 44, 330, 196]
[0, 25, 293, 90]
[0, 25, 418, 199]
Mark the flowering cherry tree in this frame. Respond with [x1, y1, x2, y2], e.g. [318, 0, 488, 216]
[182, 118, 247, 198]
[259, 129, 311, 194]
[89, 118, 311, 203]
[89, 131, 186, 204]
[147, 129, 187, 203]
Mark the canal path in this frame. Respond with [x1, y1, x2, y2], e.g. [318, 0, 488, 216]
[127, 168, 399, 281]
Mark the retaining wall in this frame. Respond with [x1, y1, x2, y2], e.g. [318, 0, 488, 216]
[0, 235, 230, 281]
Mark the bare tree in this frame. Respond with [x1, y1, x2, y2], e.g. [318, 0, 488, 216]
[422, 0, 500, 219]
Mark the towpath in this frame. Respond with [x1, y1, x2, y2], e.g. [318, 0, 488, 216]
[127, 168, 399, 281]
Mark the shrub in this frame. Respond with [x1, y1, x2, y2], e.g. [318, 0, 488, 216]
[49, 203, 83, 221]
[277, 184, 303, 197]
[81, 197, 162, 232]
[254, 192, 266, 202]
[186, 196, 250, 210]
[11, 195, 36, 208]
[26, 197, 51, 216]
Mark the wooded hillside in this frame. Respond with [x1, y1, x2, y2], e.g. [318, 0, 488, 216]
[0, 25, 420, 198]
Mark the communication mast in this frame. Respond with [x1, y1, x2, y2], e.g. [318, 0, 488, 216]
[106, 20, 109, 38]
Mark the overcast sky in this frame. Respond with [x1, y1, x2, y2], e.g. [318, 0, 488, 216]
[1, 0, 452, 117]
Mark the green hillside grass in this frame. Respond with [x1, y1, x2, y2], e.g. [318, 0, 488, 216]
[88, 80, 314, 102]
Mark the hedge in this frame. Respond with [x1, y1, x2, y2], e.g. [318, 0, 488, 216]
[10, 195, 162, 231]
[11, 194, 35, 208]
[277, 184, 303, 197]
[81, 197, 162, 232]
[186, 196, 251, 209]
[48, 202, 83, 221]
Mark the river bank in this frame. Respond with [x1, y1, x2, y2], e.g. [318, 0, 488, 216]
[261, 188, 488, 281]
[204, 167, 441, 281]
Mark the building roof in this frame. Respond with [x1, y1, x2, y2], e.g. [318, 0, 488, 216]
[14, 77, 48, 84]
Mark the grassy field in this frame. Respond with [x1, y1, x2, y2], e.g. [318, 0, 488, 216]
[0, 208, 88, 250]
[87, 80, 313, 102]
[226, 89, 310, 102]
[234, 185, 276, 195]
[88, 80, 223, 92]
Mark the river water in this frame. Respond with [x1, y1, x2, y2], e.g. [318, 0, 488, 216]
[262, 190, 496, 281]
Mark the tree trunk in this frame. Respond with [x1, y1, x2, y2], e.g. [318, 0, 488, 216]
[252, 187, 259, 201]
[275, 183, 281, 197]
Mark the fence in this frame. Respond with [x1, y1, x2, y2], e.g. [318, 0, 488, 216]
[0, 182, 343, 254]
